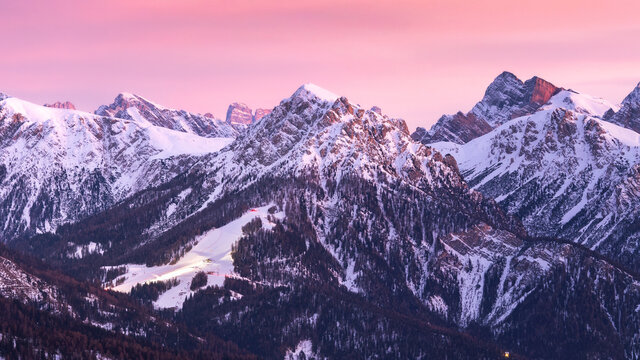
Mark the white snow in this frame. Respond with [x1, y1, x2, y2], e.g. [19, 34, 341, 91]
[120, 92, 167, 110]
[543, 90, 618, 117]
[295, 83, 339, 103]
[107, 205, 284, 309]
[427, 295, 449, 316]
[71, 242, 104, 259]
[597, 119, 640, 147]
[284, 340, 316, 360]
[147, 129, 233, 159]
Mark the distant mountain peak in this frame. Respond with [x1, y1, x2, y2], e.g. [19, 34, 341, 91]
[472, 72, 560, 126]
[414, 72, 561, 144]
[225, 102, 253, 125]
[44, 101, 76, 110]
[226, 85, 415, 173]
[225, 102, 272, 126]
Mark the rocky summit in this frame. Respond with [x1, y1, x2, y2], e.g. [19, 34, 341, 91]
[413, 71, 562, 144]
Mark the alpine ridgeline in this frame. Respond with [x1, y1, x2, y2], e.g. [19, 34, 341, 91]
[15, 83, 640, 359]
[0, 94, 235, 242]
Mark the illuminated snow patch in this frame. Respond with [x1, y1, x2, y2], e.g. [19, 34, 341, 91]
[106, 204, 283, 309]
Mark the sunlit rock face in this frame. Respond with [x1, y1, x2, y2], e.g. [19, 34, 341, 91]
[226, 102, 253, 125]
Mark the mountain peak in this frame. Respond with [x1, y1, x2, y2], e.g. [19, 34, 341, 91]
[226, 102, 253, 125]
[472, 72, 560, 125]
[484, 71, 524, 94]
[413, 72, 562, 145]
[225, 103, 272, 125]
[292, 83, 339, 103]
[111, 92, 166, 110]
[494, 70, 520, 82]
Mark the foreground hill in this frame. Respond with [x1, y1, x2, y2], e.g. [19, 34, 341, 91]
[0, 243, 253, 359]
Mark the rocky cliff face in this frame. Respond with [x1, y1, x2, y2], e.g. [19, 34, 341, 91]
[226, 103, 272, 125]
[427, 225, 640, 358]
[412, 111, 493, 144]
[96, 93, 238, 138]
[225, 102, 253, 125]
[470, 72, 561, 127]
[413, 71, 561, 144]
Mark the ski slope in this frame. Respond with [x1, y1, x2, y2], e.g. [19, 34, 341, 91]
[108, 204, 284, 309]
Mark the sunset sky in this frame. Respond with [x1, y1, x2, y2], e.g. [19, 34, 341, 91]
[1, 0, 638, 130]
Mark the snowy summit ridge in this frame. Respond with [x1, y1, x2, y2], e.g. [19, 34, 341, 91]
[291, 83, 339, 104]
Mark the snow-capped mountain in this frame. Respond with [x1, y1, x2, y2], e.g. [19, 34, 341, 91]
[0, 94, 233, 241]
[96, 92, 239, 138]
[413, 72, 561, 144]
[432, 88, 640, 270]
[27, 83, 640, 358]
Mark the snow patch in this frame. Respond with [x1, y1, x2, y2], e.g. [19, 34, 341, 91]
[106, 205, 284, 309]
[294, 83, 339, 103]
[284, 339, 318, 360]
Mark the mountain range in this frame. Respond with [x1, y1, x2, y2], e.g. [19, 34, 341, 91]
[1, 75, 640, 359]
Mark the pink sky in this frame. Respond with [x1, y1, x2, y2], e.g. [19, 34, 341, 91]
[1, 0, 639, 130]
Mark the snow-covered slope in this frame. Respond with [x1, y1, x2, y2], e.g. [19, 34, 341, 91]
[432, 89, 640, 270]
[96, 92, 238, 138]
[0, 255, 59, 305]
[0, 95, 233, 241]
[109, 205, 283, 309]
